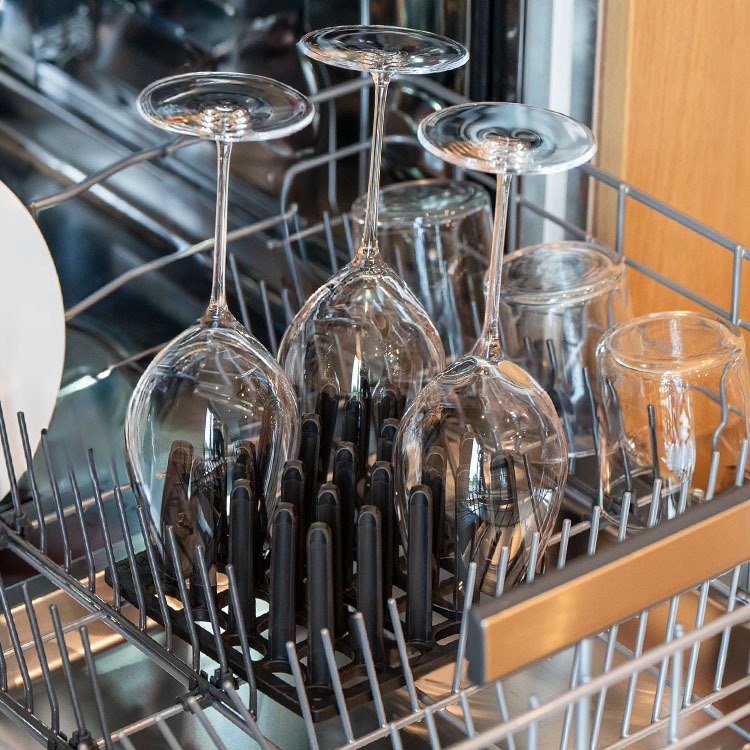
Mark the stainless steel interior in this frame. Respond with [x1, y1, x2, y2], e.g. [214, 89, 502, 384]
[0, 2, 748, 749]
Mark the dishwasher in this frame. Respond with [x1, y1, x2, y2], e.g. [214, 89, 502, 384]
[0, 2, 747, 749]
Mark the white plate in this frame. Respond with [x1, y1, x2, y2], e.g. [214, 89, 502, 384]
[0, 180, 65, 500]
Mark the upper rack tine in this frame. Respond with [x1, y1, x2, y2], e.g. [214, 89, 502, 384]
[0, 400, 24, 522]
[320, 627, 355, 743]
[165, 525, 201, 677]
[493, 546, 510, 598]
[259, 280, 278, 357]
[41, 430, 72, 572]
[386, 598, 419, 713]
[525, 532, 541, 584]
[0, 574, 32, 711]
[389, 723, 405, 750]
[286, 640, 320, 750]
[713, 564, 741, 691]
[194, 544, 229, 678]
[452, 561, 478, 694]
[322, 210, 339, 274]
[228, 252, 252, 333]
[351, 612, 387, 728]
[79, 626, 114, 750]
[582, 367, 600, 458]
[618, 491, 632, 541]
[587, 505, 602, 556]
[648, 478, 663, 529]
[156, 716, 185, 750]
[668, 624, 685, 743]
[49, 604, 89, 739]
[21, 583, 59, 732]
[65, 446, 96, 592]
[458, 691, 475, 738]
[706, 449, 721, 500]
[222, 680, 272, 750]
[87, 450, 121, 610]
[526, 695, 539, 750]
[112, 484, 148, 632]
[225, 563, 258, 716]
[17, 411, 45, 553]
[683, 579, 711, 706]
[493, 681, 515, 750]
[134, 503, 174, 653]
[423, 709, 443, 749]
[557, 518, 572, 570]
[186, 695, 229, 750]
[117, 732, 138, 750]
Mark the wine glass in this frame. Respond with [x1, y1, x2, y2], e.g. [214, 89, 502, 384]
[278, 26, 468, 476]
[394, 102, 596, 608]
[124, 73, 314, 571]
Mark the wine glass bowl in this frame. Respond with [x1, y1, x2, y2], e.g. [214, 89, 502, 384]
[125, 73, 314, 571]
[395, 102, 595, 607]
[279, 27, 468, 479]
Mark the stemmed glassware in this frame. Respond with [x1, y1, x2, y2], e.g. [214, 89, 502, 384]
[125, 73, 314, 571]
[278, 26, 467, 474]
[394, 102, 596, 606]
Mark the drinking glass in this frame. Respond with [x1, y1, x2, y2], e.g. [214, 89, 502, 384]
[498, 240, 630, 458]
[349, 178, 493, 362]
[278, 26, 468, 474]
[394, 102, 596, 606]
[597, 310, 750, 528]
[124, 73, 314, 570]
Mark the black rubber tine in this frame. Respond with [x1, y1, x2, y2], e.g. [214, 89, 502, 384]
[79, 626, 114, 750]
[358, 367, 372, 475]
[357, 506, 384, 662]
[229, 481, 256, 633]
[165, 525, 201, 678]
[225, 564, 258, 716]
[134, 503, 173, 653]
[49, 604, 89, 741]
[370, 462, 394, 607]
[316, 383, 339, 483]
[316, 484, 344, 636]
[194, 543, 230, 678]
[64, 447, 96, 593]
[88, 450, 121, 609]
[281, 460, 306, 609]
[298, 414, 321, 534]
[21, 583, 59, 732]
[112, 485, 147, 632]
[307, 522, 334, 687]
[406, 486, 433, 645]
[333, 442, 357, 592]
[268, 503, 298, 662]
[17, 412, 45, 553]
[425, 447, 447, 585]
[377, 418, 399, 465]
[0, 575, 32, 711]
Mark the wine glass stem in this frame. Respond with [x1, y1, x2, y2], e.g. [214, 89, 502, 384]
[475, 172, 513, 361]
[206, 139, 233, 319]
[357, 71, 391, 264]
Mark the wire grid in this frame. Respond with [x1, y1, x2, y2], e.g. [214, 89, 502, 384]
[0, 73, 747, 749]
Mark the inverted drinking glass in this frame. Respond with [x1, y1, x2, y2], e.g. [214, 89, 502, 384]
[278, 26, 467, 475]
[125, 73, 314, 573]
[394, 102, 596, 607]
[499, 240, 630, 458]
[597, 310, 750, 529]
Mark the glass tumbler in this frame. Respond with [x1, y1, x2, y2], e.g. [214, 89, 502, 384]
[596, 310, 750, 528]
[350, 178, 492, 362]
[499, 240, 629, 458]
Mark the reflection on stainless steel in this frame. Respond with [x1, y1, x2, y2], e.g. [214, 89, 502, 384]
[0, 4, 748, 750]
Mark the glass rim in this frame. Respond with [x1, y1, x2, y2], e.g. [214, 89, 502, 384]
[299, 24, 469, 75]
[501, 240, 625, 305]
[349, 178, 491, 227]
[597, 310, 746, 376]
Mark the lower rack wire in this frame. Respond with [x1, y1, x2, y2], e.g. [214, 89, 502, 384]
[0, 75, 747, 749]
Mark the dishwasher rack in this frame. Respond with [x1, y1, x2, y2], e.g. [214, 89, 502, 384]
[0, 70, 748, 749]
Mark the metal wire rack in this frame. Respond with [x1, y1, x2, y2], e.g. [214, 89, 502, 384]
[0, 72, 748, 750]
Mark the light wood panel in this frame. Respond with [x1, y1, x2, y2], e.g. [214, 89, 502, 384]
[594, 0, 750, 324]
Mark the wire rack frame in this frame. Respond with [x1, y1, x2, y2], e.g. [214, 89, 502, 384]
[0, 73, 747, 749]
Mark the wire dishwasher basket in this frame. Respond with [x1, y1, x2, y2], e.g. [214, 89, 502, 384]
[0, 68, 748, 750]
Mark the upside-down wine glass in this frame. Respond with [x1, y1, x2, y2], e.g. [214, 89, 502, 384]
[278, 26, 467, 477]
[394, 102, 596, 610]
[125, 73, 314, 580]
